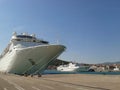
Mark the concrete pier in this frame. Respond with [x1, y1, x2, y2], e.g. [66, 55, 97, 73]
[0, 74, 119, 90]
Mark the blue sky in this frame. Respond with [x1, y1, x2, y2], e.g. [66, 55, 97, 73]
[0, 0, 120, 63]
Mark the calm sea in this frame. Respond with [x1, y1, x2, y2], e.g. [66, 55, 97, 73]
[43, 70, 120, 75]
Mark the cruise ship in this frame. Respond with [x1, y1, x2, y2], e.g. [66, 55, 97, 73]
[0, 32, 66, 75]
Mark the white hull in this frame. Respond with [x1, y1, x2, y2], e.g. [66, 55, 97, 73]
[0, 45, 65, 75]
[57, 63, 79, 72]
[57, 68, 78, 72]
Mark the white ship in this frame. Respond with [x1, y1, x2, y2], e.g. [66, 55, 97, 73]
[57, 63, 79, 72]
[113, 66, 119, 71]
[0, 32, 65, 75]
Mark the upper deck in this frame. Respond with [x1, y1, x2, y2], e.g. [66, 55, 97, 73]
[11, 32, 49, 44]
[0, 32, 49, 58]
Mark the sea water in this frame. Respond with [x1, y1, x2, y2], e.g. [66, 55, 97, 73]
[43, 70, 120, 75]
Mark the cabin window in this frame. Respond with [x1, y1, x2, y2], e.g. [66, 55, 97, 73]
[15, 39, 21, 41]
[17, 35, 34, 39]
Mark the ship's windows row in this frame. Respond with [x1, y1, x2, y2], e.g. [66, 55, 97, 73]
[14, 38, 49, 44]
[16, 35, 35, 39]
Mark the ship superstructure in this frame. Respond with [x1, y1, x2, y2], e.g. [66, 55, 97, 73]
[0, 32, 65, 75]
